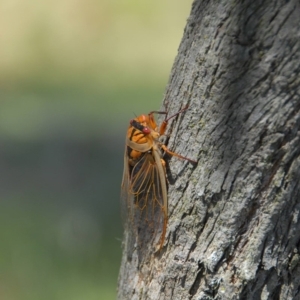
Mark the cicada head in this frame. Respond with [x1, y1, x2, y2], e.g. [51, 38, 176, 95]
[129, 119, 151, 135]
[132, 114, 160, 139]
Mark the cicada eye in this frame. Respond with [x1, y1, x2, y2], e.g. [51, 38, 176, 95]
[130, 119, 151, 135]
[142, 127, 151, 134]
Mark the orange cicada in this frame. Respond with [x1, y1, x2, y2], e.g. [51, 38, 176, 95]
[121, 105, 196, 252]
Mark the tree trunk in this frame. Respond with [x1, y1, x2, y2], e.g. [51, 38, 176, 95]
[118, 0, 300, 299]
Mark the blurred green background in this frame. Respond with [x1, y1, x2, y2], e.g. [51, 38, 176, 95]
[0, 1, 192, 299]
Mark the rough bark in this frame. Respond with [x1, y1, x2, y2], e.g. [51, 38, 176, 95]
[118, 0, 300, 299]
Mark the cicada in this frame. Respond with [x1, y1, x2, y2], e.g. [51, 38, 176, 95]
[121, 105, 195, 252]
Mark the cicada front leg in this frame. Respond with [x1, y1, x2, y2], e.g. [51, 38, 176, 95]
[158, 105, 189, 136]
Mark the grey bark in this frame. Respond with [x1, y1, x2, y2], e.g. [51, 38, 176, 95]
[118, 0, 300, 299]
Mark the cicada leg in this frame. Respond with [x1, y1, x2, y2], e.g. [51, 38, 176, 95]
[158, 105, 189, 136]
[161, 144, 197, 164]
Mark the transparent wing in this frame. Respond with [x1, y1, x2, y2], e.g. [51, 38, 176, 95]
[130, 153, 164, 215]
[121, 145, 132, 225]
[130, 152, 167, 250]
[121, 146, 168, 256]
[120, 145, 137, 259]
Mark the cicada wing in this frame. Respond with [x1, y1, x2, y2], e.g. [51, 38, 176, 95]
[130, 151, 167, 249]
[121, 145, 132, 224]
[120, 145, 137, 258]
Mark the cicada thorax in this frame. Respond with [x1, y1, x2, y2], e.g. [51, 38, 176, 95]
[127, 123, 150, 161]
